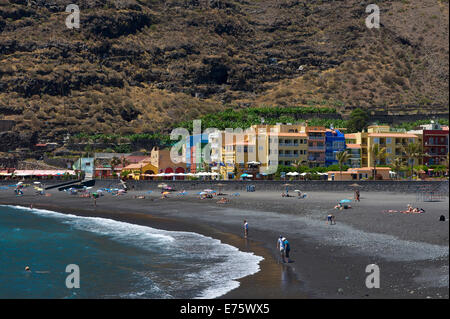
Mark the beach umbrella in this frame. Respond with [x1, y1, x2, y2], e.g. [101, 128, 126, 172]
[349, 183, 361, 187]
[33, 182, 41, 184]
[162, 191, 170, 195]
[340, 199, 352, 203]
[158, 183, 168, 188]
[204, 189, 214, 192]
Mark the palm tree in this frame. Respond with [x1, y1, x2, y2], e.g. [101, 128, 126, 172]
[121, 157, 129, 168]
[202, 161, 210, 173]
[335, 151, 351, 179]
[291, 160, 302, 171]
[370, 144, 386, 180]
[441, 152, 449, 172]
[390, 157, 406, 180]
[402, 142, 423, 179]
[110, 156, 121, 178]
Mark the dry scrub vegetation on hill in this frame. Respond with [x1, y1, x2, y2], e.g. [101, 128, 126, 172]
[0, 0, 448, 141]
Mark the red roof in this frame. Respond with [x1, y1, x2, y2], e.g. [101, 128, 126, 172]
[125, 156, 149, 163]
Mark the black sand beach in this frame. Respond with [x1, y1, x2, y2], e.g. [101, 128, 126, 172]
[1, 186, 448, 299]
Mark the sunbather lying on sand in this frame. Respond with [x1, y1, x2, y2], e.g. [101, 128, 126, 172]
[335, 203, 351, 210]
[217, 197, 229, 204]
[383, 205, 426, 214]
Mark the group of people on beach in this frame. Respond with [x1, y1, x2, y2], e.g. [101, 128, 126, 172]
[384, 204, 426, 214]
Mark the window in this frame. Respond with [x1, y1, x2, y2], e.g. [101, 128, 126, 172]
[373, 138, 380, 144]
[386, 138, 392, 144]
[386, 148, 392, 154]
[237, 146, 242, 153]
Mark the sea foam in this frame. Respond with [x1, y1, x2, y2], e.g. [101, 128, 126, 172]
[2, 205, 264, 299]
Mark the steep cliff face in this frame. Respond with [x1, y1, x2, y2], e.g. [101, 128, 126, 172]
[0, 0, 448, 141]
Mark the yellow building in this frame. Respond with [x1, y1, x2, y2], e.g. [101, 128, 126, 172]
[210, 124, 308, 179]
[123, 160, 158, 180]
[345, 125, 421, 167]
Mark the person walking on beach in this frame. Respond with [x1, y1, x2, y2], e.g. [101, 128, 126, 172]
[327, 213, 336, 225]
[355, 189, 360, 202]
[244, 220, 249, 238]
[283, 238, 291, 263]
[277, 236, 286, 263]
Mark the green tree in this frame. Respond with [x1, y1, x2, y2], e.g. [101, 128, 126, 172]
[371, 144, 386, 180]
[110, 156, 121, 178]
[336, 151, 352, 179]
[390, 157, 406, 180]
[441, 152, 449, 176]
[402, 142, 423, 179]
[347, 108, 369, 133]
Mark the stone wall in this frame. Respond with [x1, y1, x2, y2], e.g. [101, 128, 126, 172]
[103, 180, 449, 194]
[0, 179, 447, 195]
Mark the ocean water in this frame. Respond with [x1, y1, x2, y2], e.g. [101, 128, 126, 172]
[0, 205, 263, 299]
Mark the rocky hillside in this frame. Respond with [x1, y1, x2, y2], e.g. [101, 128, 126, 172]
[0, 0, 448, 141]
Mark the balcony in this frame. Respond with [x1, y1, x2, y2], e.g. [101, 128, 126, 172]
[308, 156, 325, 162]
[309, 136, 325, 141]
[308, 147, 325, 151]
[279, 143, 299, 147]
[279, 153, 299, 158]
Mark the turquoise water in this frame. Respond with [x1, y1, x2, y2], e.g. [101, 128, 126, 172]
[0, 205, 263, 299]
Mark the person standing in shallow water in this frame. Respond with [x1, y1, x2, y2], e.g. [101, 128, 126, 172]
[244, 220, 248, 238]
[283, 238, 291, 263]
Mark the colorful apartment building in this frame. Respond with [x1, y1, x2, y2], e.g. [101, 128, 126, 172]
[208, 124, 309, 179]
[325, 128, 346, 167]
[345, 144, 362, 168]
[345, 125, 421, 167]
[421, 124, 449, 166]
[306, 126, 326, 167]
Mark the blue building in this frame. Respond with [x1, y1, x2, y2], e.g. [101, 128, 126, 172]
[325, 129, 346, 167]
